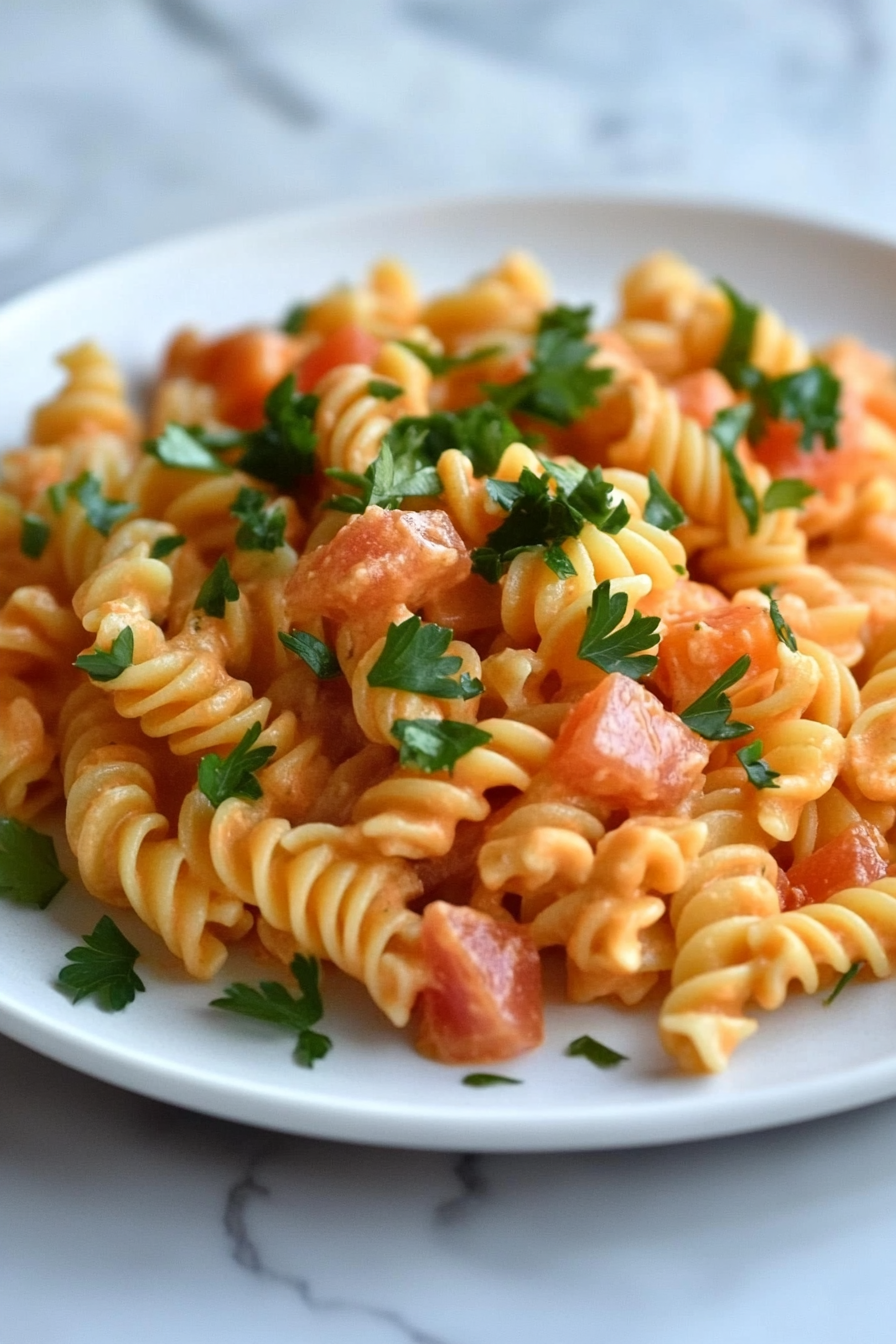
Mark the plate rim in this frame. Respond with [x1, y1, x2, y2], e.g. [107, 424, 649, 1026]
[4, 189, 896, 1151]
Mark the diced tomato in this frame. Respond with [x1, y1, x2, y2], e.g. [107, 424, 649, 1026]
[549, 673, 710, 811]
[180, 328, 302, 430]
[784, 821, 889, 910]
[637, 579, 729, 626]
[416, 902, 544, 1064]
[654, 604, 778, 714]
[297, 324, 381, 392]
[285, 506, 470, 624]
[671, 369, 736, 428]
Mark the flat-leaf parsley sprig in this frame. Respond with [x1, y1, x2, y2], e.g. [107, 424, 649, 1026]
[58, 915, 145, 1011]
[74, 626, 135, 682]
[325, 441, 442, 514]
[197, 722, 276, 808]
[230, 486, 287, 552]
[211, 953, 332, 1067]
[392, 718, 492, 773]
[0, 817, 67, 909]
[679, 655, 753, 741]
[486, 304, 612, 427]
[367, 616, 483, 701]
[577, 579, 661, 681]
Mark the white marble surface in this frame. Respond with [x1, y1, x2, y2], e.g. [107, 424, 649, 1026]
[5, 2, 896, 1339]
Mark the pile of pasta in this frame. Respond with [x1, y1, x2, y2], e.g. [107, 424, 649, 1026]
[5, 247, 896, 1074]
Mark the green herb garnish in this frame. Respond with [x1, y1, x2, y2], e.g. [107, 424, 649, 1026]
[325, 441, 441, 513]
[644, 470, 688, 531]
[149, 533, 187, 559]
[748, 364, 842, 451]
[714, 279, 760, 387]
[278, 629, 342, 679]
[211, 953, 332, 1067]
[20, 513, 51, 559]
[194, 556, 239, 618]
[382, 403, 520, 479]
[282, 302, 310, 334]
[710, 405, 760, 534]
[0, 817, 67, 908]
[735, 740, 780, 790]
[822, 961, 863, 1006]
[238, 374, 319, 489]
[74, 626, 135, 682]
[197, 722, 276, 808]
[367, 379, 403, 401]
[566, 1035, 628, 1068]
[762, 478, 817, 512]
[367, 615, 483, 700]
[397, 340, 503, 377]
[392, 718, 492, 772]
[763, 593, 798, 652]
[577, 580, 660, 680]
[462, 1073, 522, 1087]
[486, 304, 612, 426]
[58, 915, 145, 1011]
[67, 471, 135, 537]
[144, 423, 234, 474]
[679, 655, 752, 741]
[230, 486, 287, 551]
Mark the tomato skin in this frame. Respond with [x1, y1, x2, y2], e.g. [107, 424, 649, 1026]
[654, 604, 778, 715]
[180, 328, 301, 430]
[416, 902, 544, 1064]
[297, 324, 381, 391]
[671, 369, 735, 428]
[784, 821, 889, 910]
[549, 673, 710, 811]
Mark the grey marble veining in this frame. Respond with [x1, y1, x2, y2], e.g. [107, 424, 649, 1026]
[5, 3, 896, 1340]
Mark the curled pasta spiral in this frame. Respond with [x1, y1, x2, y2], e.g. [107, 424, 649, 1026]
[0, 676, 59, 819]
[421, 251, 551, 349]
[846, 642, 896, 802]
[31, 342, 139, 446]
[312, 345, 431, 476]
[662, 871, 896, 1073]
[350, 634, 482, 747]
[352, 719, 554, 860]
[304, 258, 421, 339]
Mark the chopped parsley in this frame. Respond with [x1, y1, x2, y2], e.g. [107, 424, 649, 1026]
[58, 915, 145, 1011]
[382, 403, 520, 479]
[577, 580, 660, 680]
[762, 478, 817, 512]
[325, 441, 441, 513]
[144, 423, 234, 474]
[709, 404, 760, 534]
[74, 626, 135, 682]
[282, 302, 310, 334]
[278, 629, 342, 679]
[714, 279, 760, 387]
[238, 374, 319, 489]
[66, 471, 135, 537]
[543, 543, 578, 579]
[397, 339, 503, 376]
[149, 533, 186, 560]
[566, 1035, 628, 1068]
[194, 556, 239, 618]
[679, 655, 752, 741]
[735, 740, 780, 790]
[0, 817, 67, 908]
[230, 486, 287, 551]
[822, 961, 863, 1006]
[486, 304, 612, 426]
[367, 615, 483, 701]
[462, 1073, 522, 1087]
[211, 953, 332, 1067]
[20, 513, 51, 559]
[761, 590, 798, 652]
[747, 364, 842, 452]
[367, 379, 403, 401]
[392, 718, 492, 773]
[644, 470, 688, 531]
[197, 722, 276, 808]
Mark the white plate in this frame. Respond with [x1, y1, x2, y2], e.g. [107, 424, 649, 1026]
[3, 194, 896, 1152]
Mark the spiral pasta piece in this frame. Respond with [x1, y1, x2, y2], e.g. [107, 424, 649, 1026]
[312, 346, 431, 477]
[31, 342, 139, 445]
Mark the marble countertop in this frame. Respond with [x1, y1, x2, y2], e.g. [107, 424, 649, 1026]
[4, 2, 896, 1340]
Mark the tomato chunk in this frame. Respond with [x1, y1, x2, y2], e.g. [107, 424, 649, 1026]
[654, 604, 778, 714]
[549, 673, 710, 810]
[297, 324, 381, 391]
[285, 506, 470, 625]
[671, 369, 735, 428]
[173, 328, 302, 430]
[416, 902, 544, 1064]
[784, 821, 889, 910]
[638, 579, 729, 627]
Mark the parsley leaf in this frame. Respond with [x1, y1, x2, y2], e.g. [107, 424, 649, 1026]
[822, 961, 863, 1006]
[367, 615, 483, 700]
[462, 1073, 522, 1087]
[149, 533, 186, 559]
[238, 374, 319, 489]
[282, 302, 310, 334]
[544, 543, 577, 578]
[763, 478, 817, 512]
[367, 379, 403, 401]
[230, 486, 287, 551]
[766, 595, 798, 652]
[644, 470, 688, 531]
[197, 721, 276, 808]
[278, 629, 342, 679]
[20, 513, 51, 559]
[392, 718, 492, 772]
[486, 304, 612, 426]
[735, 739, 780, 790]
[194, 556, 239, 618]
[74, 626, 135, 682]
[326, 440, 442, 514]
[397, 339, 504, 376]
[382, 403, 520, 480]
[679, 655, 753, 740]
[144, 423, 233, 474]
[566, 1034, 628, 1068]
[211, 952, 332, 1067]
[709, 404, 760, 534]
[67, 471, 135, 537]
[749, 364, 842, 451]
[565, 467, 630, 533]
[714, 279, 759, 387]
[58, 915, 145, 1011]
[0, 817, 67, 908]
[577, 580, 660, 680]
